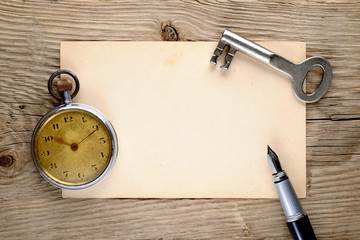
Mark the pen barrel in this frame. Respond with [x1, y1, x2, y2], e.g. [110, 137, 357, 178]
[275, 176, 305, 222]
[287, 215, 317, 240]
[275, 174, 317, 239]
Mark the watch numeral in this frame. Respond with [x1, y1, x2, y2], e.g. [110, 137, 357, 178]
[78, 172, 85, 179]
[42, 136, 53, 142]
[99, 137, 106, 144]
[52, 123, 59, 130]
[92, 124, 100, 130]
[63, 171, 69, 177]
[100, 152, 105, 158]
[82, 116, 86, 123]
[50, 163, 57, 169]
[41, 151, 50, 157]
[64, 116, 73, 123]
[91, 164, 98, 172]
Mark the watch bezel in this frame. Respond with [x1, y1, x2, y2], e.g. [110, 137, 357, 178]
[31, 103, 118, 190]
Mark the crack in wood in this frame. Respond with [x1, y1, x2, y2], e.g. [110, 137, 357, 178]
[330, 114, 360, 121]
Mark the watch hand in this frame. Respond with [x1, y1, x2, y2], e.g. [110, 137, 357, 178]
[77, 128, 99, 145]
[55, 138, 71, 146]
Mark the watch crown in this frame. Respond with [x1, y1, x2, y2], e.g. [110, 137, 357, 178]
[56, 79, 73, 92]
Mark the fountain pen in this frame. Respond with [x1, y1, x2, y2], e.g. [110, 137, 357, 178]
[267, 146, 317, 240]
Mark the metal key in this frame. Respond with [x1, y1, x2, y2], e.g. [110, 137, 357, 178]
[210, 30, 332, 103]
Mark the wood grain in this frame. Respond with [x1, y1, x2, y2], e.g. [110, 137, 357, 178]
[0, 0, 359, 239]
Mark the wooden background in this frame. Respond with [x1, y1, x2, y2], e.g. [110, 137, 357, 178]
[0, 0, 359, 239]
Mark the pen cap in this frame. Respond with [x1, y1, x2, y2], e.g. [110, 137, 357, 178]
[287, 215, 317, 240]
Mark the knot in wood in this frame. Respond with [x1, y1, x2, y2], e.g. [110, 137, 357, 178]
[161, 23, 178, 41]
[0, 155, 14, 167]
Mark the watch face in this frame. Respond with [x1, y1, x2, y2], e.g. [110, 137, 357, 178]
[33, 107, 114, 188]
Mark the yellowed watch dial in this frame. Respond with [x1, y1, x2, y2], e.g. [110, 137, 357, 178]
[34, 109, 112, 186]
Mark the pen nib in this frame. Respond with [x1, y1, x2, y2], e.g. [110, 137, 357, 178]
[267, 145, 283, 174]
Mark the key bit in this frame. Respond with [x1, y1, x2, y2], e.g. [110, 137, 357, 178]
[210, 41, 226, 65]
[210, 31, 241, 70]
[220, 47, 237, 70]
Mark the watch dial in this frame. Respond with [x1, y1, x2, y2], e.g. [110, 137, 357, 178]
[34, 109, 113, 186]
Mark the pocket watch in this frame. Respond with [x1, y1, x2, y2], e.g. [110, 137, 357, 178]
[31, 70, 118, 190]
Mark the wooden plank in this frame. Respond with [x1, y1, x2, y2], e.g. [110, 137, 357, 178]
[0, 0, 359, 239]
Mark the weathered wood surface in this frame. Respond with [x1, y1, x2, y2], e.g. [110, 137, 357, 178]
[0, 0, 359, 239]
